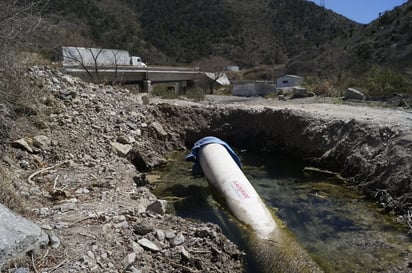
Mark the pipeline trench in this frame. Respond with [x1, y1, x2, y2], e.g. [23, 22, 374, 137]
[131, 101, 412, 272]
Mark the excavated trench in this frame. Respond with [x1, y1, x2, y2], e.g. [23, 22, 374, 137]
[129, 102, 412, 272]
[149, 103, 412, 218]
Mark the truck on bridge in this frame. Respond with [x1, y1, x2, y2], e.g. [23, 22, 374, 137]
[62, 47, 147, 68]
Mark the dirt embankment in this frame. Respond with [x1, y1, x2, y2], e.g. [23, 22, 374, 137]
[1, 66, 411, 272]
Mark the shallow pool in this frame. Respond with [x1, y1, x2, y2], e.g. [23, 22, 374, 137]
[151, 151, 411, 273]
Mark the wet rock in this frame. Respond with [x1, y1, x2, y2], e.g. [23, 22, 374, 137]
[128, 145, 167, 171]
[344, 88, 366, 100]
[146, 200, 167, 215]
[0, 204, 49, 267]
[133, 173, 153, 188]
[137, 238, 161, 252]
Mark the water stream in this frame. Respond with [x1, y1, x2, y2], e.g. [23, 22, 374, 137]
[150, 151, 411, 273]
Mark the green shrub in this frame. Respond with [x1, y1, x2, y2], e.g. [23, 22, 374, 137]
[362, 67, 411, 97]
[152, 84, 206, 101]
[152, 84, 179, 99]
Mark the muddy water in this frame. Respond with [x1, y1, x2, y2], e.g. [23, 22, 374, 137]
[150, 151, 411, 273]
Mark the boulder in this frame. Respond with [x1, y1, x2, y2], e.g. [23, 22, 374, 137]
[344, 88, 366, 100]
[32, 135, 51, 149]
[0, 204, 49, 268]
[150, 122, 168, 139]
[110, 142, 132, 157]
[292, 87, 309, 98]
[137, 238, 161, 252]
[12, 138, 33, 153]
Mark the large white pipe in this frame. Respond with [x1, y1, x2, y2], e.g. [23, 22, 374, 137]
[193, 139, 323, 273]
[199, 143, 277, 239]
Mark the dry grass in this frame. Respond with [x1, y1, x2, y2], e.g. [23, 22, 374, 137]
[0, 69, 39, 110]
[304, 77, 343, 97]
[0, 166, 24, 213]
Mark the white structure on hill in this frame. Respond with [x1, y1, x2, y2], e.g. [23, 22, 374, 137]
[276, 74, 304, 88]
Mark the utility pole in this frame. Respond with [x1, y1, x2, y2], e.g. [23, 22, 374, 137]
[320, 0, 325, 7]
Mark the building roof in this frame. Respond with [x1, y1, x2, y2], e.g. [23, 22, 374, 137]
[278, 74, 303, 79]
[204, 72, 231, 86]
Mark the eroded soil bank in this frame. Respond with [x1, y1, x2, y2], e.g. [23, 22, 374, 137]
[0, 66, 411, 272]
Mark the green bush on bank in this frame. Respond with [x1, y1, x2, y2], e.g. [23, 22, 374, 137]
[362, 66, 411, 97]
[303, 67, 411, 99]
[152, 84, 206, 101]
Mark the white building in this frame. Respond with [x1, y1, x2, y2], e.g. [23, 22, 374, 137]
[276, 74, 304, 88]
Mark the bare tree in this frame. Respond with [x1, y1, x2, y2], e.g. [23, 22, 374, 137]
[0, 0, 47, 67]
[62, 47, 104, 83]
[198, 56, 232, 94]
[110, 49, 123, 83]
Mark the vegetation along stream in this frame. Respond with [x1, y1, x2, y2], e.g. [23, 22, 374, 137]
[150, 150, 412, 273]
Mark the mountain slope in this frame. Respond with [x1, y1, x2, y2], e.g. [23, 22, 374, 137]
[38, 0, 356, 66]
[134, 0, 357, 65]
[287, 1, 412, 76]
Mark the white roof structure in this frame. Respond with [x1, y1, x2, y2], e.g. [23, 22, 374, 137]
[204, 72, 231, 86]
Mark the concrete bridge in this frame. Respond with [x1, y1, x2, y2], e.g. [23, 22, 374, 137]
[63, 65, 203, 92]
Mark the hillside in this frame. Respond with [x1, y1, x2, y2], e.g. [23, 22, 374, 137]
[2, 0, 411, 95]
[36, 0, 356, 67]
[288, 1, 412, 76]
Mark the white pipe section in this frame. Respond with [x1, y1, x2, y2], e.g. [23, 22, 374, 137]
[199, 143, 277, 239]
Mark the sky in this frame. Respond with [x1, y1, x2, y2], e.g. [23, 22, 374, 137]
[307, 0, 408, 24]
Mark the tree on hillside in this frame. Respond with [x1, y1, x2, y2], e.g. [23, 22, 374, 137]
[0, 0, 47, 67]
[198, 56, 232, 94]
[63, 47, 103, 83]
[63, 47, 128, 83]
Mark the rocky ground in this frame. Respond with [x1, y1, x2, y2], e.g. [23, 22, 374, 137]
[0, 66, 243, 273]
[0, 66, 411, 273]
